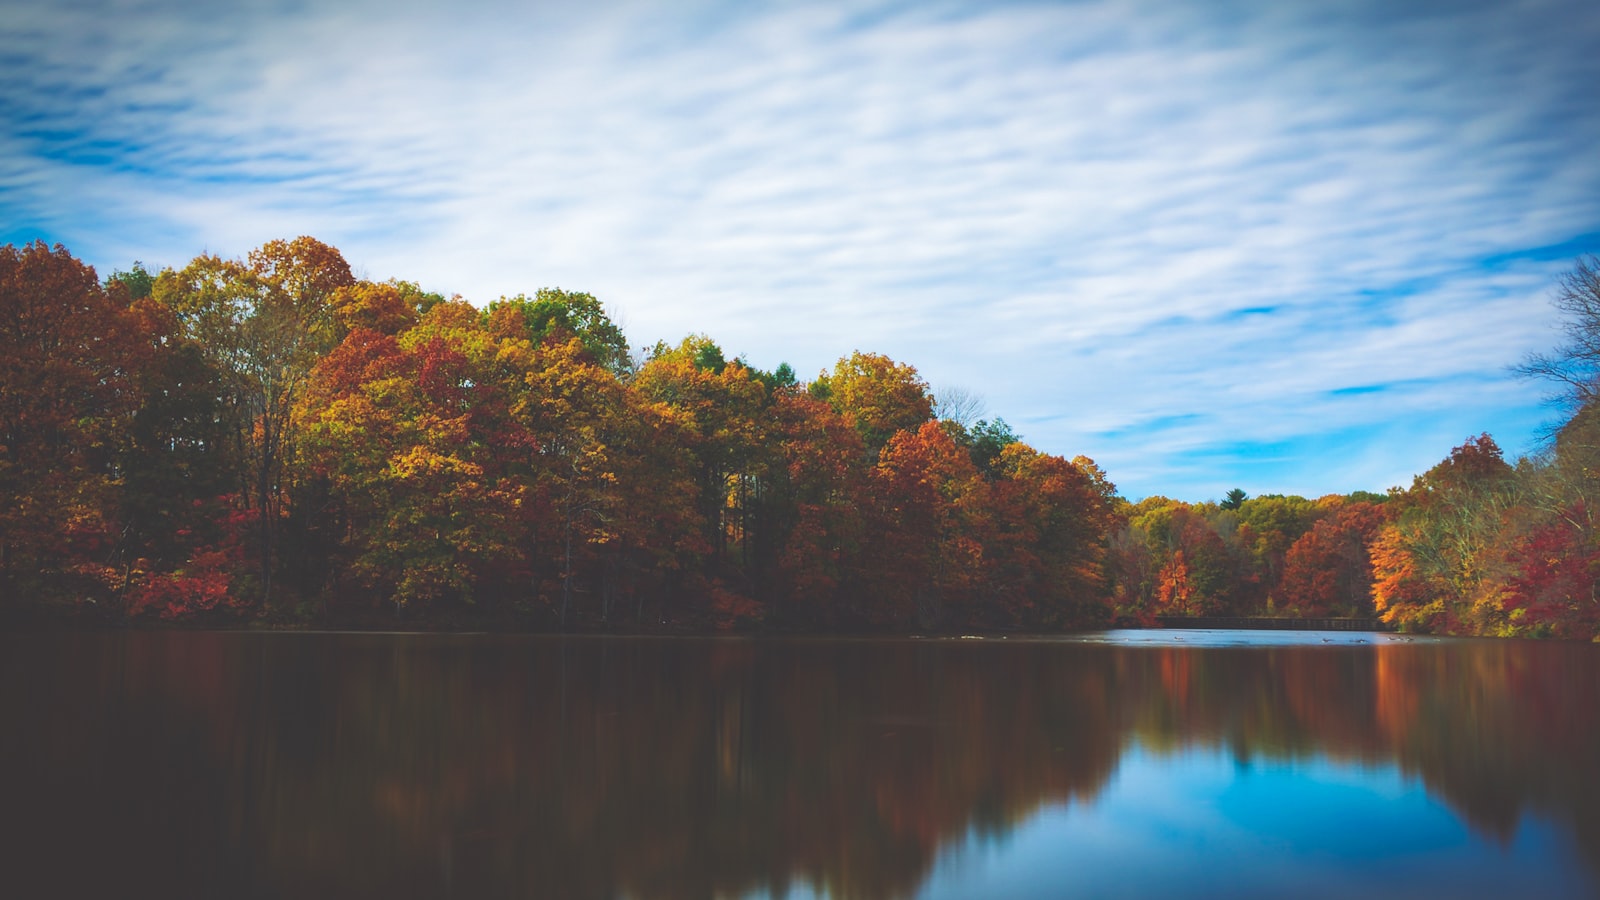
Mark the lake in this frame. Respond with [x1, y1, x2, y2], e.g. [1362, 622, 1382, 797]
[2, 629, 1596, 898]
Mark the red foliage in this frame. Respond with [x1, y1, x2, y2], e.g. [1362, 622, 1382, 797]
[707, 579, 764, 630]
[1157, 550, 1195, 614]
[1502, 511, 1600, 638]
[1418, 433, 1513, 497]
[0, 242, 144, 581]
[415, 337, 471, 408]
[125, 505, 256, 620]
[1281, 501, 1389, 616]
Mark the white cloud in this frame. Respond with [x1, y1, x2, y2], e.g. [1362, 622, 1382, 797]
[3, 0, 1598, 498]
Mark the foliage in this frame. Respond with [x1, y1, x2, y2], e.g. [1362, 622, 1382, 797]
[813, 351, 934, 456]
[486, 288, 632, 376]
[8, 240, 1600, 639]
[0, 242, 144, 597]
[964, 418, 1020, 477]
[152, 236, 357, 605]
[124, 503, 257, 619]
[299, 305, 530, 610]
[1281, 501, 1389, 616]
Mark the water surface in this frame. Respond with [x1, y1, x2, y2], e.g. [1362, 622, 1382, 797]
[2, 629, 1596, 897]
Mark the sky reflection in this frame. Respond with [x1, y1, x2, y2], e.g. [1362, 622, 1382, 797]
[1062, 628, 1451, 647]
[921, 746, 1591, 899]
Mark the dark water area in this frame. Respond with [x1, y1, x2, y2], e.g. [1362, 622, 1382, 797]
[2, 630, 1597, 898]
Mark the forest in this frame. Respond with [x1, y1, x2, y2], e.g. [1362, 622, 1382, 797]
[2, 238, 1598, 639]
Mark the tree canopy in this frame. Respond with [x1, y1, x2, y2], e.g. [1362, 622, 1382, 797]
[5, 241, 1600, 640]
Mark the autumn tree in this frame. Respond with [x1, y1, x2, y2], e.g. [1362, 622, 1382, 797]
[984, 445, 1118, 626]
[864, 421, 992, 628]
[1490, 256, 1600, 638]
[1132, 496, 1254, 614]
[761, 391, 870, 627]
[1235, 494, 1323, 607]
[1369, 522, 1454, 631]
[631, 337, 772, 619]
[0, 243, 143, 599]
[594, 392, 705, 625]
[1106, 496, 1180, 618]
[1280, 500, 1390, 616]
[486, 289, 632, 377]
[812, 351, 934, 456]
[328, 279, 442, 338]
[1371, 435, 1518, 632]
[1497, 510, 1600, 638]
[516, 332, 640, 624]
[1106, 520, 1157, 619]
[6, 236, 1152, 632]
[115, 295, 239, 591]
[299, 298, 547, 610]
[154, 237, 356, 603]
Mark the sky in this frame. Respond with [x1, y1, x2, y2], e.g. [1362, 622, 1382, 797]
[4, 0, 1599, 501]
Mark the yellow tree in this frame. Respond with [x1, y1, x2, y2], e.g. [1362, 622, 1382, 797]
[327, 279, 442, 339]
[632, 337, 771, 605]
[519, 334, 634, 625]
[812, 351, 934, 456]
[299, 302, 528, 609]
[154, 237, 355, 602]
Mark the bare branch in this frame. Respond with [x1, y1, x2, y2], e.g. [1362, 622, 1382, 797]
[1514, 255, 1600, 412]
[933, 385, 987, 429]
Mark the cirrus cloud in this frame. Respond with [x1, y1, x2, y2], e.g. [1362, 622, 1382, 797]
[3, 0, 1598, 498]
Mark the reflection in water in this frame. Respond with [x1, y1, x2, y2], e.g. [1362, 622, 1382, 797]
[0, 632, 1596, 897]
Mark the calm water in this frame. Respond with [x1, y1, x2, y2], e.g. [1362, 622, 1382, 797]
[2, 629, 1597, 898]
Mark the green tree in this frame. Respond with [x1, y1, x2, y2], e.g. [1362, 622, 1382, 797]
[106, 261, 155, 300]
[966, 418, 1020, 477]
[485, 288, 632, 377]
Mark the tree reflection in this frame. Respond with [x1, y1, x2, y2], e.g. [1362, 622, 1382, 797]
[1, 633, 1597, 897]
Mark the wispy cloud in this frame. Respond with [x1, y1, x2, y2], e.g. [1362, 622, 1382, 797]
[3, 0, 1598, 499]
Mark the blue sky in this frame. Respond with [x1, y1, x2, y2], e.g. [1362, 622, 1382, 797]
[5, 0, 1599, 500]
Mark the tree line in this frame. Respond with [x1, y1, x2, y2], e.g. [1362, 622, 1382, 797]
[1109, 257, 1600, 639]
[0, 237, 1116, 631]
[2, 237, 1596, 637]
